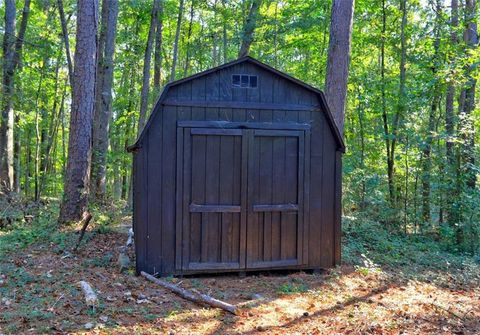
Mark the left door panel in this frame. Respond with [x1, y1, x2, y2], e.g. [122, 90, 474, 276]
[178, 128, 247, 271]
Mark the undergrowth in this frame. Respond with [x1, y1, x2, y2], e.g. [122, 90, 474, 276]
[0, 201, 127, 261]
[343, 214, 480, 285]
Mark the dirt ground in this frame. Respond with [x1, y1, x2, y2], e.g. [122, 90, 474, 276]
[0, 223, 479, 335]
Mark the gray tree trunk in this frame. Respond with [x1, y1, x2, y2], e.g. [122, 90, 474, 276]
[59, 0, 98, 224]
[57, 0, 74, 89]
[324, 0, 355, 135]
[445, 0, 458, 166]
[183, 0, 195, 76]
[421, 0, 442, 225]
[170, 0, 185, 82]
[138, 0, 161, 134]
[459, 0, 477, 189]
[0, 0, 31, 192]
[238, 0, 262, 58]
[445, 0, 459, 224]
[91, 0, 119, 201]
[153, 0, 164, 94]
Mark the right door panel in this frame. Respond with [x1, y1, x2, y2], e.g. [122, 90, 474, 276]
[246, 129, 304, 268]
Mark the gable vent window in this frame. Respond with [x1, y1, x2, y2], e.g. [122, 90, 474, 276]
[232, 74, 258, 88]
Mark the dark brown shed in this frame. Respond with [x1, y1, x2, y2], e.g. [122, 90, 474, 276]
[128, 56, 344, 276]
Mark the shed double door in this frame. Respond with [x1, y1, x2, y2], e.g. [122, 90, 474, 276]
[178, 127, 305, 271]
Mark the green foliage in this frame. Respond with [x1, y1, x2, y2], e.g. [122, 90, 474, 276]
[0, 203, 65, 259]
[276, 278, 309, 295]
[343, 214, 479, 282]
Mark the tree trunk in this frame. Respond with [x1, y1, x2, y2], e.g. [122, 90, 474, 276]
[222, 0, 228, 63]
[238, 0, 262, 58]
[446, 0, 458, 167]
[153, 0, 164, 94]
[170, 0, 185, 82]
[138, 0, 160, 134]
[0, 0, 31, 192]
[380, 0, 394, 205]
[421, 0, 442, 226]
[59, 0, 98, 224]
[391, 0, 408, 210]
[91, 0, 119, 201]
[324, 0, 355, 135]
[183, 0, 195, 76]
[445, 0, 458, 224]
[57, 0, 74, 89]
[459, 0, 477, 189]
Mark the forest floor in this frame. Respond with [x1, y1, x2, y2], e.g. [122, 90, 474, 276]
[0, 204, 479, 334]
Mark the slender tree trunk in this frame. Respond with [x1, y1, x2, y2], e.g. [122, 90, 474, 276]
[380, 0, 394, 205]
[238, 0, 262, 58]
[24, 127, 32, 198]
[404, 135, 409, 233]
[445, 0, 458, 224]
[273, 1, 278, 68]
[421, 0, 442, 226]
[153, 0, 164, 94]
[0, 0, 31, 192]
[138, 0, 160, 134]
[170, 0, 185, 82]
[183, 0, 195, 76]
[91, 0, 119, 201]
[38, 55, 62, 199]
[389, 0, 408, 210]
[212, 0, 218, 68]
[222, 0, 228, 63]
[459, 0, 477, 189]
[57, 0, 74, 89]
[357, 94, 366, 210]
[59, 0, 98, 224]
[324, 0, 355, 135]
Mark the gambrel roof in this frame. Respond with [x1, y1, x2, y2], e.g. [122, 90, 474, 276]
[129, 56, 345, 152]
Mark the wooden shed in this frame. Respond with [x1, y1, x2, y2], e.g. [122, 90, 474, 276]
[128, 56, 345, 276]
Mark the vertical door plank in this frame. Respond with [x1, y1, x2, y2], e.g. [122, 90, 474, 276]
[271, 136, 285, 261]
[161, 106, 177, 274]
[190, 134, 206, 264]
[205, 135, 221, 262]
[182, 129, 193, 268]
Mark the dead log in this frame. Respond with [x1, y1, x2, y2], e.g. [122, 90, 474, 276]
[141, 271, 239, 315]
[73, 211, 93, 251]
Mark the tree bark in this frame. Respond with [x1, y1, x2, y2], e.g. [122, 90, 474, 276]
[421, 0, 442, 226]
[183, 0, 195, 76]
[222, 0, 228, 63]
[138, 0, 160, 134]
[238, 0, 262, 58]
[379, 0, 395, 205]
[91, 0, 119, 201]
[153, 0, 164, 94]
[0, 0, 31, 192]
[459, 0, 477, 189]
[57, 0, 74, 89]
[59, 0, 98, 224]
[170, 0, 185, 82]
[324, 0, 355, 135]
[445, 0, 458, 167]
[445, 0, 458, 225]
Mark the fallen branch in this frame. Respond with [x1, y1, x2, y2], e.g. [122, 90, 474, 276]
[78, 280, 98, 309]
[73, 212, 93, 252]
[141, 271, 239, 315]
